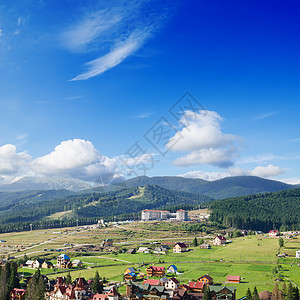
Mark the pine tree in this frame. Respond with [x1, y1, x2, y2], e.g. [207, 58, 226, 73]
[282, 283, 287, 299]
[92, 271, 103, 294]
[246, 288, 252, 300]
[273, 283, 280, 300]
[0, 262, 11, 300]
[25, 270, 45, 300]
[253, 287, 259, 300]
[66, 272, 72, 285]
[192, 237, 198, 247]
[292, 287, 299, 300]
[287, 283, 293, 300]
[203, 286, 212, 300]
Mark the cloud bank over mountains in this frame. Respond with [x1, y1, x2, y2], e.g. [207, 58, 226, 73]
[0, 109, 288, 184]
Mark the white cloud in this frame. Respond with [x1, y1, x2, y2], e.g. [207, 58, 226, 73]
[167, 110, 237, 152]
[168, 110, 239, 168]
[0, 144, 31, 175]
[181, 164, 287, 181]
[62, 0, 170, 80]
[250, 164, 286, 177]
[180, 170, 230, 181]
[173, 148, 237, 168]
[0, 29, 3, 37]
[31, 139, 118, 181]
[71, 30, 150, 81]
[61, 9, 122, 52]
[254, 111, 277, 120]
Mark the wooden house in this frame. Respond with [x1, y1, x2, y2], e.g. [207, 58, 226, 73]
[146, 266, 165, 277]
[32, 259, 45, 269]
[210, 286, 236, 300]
[124, 267, 136, 275]
[199, 244, 211, 249]
[188, 281, 205, 292]
[72, 259, 83, 268]
[42, 261, 54, 269]
[124, 272, 137, 282]
[165, 278, 179, 290]
[227, 275, 241, 283]
[173, 242, 188, 253]
[213, 236, 226, 246]
[197, 274, 213, 285]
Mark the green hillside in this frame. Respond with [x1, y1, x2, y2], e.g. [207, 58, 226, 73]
[209, 188, 300, 231]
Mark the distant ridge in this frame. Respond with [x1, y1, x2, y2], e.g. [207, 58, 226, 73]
[0, 176, 91, 192]
[120, 175, 295, 199]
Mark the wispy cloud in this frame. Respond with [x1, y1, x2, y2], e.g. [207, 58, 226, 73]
[254, 111, 277, 120]
[61, 0, 172, 80]
[71, 29, 150, 81]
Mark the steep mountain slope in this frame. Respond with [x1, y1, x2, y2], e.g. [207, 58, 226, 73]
[121, 175, 295, 199]
[209, 188, 300, 231]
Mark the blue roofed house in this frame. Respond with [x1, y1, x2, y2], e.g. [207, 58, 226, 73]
[167, 265, 178, 274]
[56, 254, 71, 269]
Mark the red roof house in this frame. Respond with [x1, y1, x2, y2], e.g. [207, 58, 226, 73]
[227, 275, 241, 283]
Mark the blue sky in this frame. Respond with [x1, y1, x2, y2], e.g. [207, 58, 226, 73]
[0, 0, 300, 185]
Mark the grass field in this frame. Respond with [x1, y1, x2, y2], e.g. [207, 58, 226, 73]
[1, 222, 299, 298]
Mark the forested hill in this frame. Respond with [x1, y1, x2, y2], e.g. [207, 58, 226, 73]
[121, 175, 295, 199]
[209, 188, 300, 231]
[0, 185, 211, 233]
[75, 184, 212, 218]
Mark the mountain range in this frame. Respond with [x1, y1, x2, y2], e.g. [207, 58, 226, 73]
[0, 175, 296, 200]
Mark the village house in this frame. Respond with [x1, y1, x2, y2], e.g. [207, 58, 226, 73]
[127, 248, 136, 254]
[25, 260, 34, 268]
[153, 247, 168, 255]
[188, 281, 205, 292]
[173, 242, 188, 253]
[146, 266, 165, 277]
[213, 236, 226, 246]
[165, 278, 180, 290]
[125, 267, 136, 275]
[33, 259, 45, 269]
[210, 286, 236, 300]
[167, 265, 178, 274]
[56, 254, 71, 269]
[269, 230, 279, 237]
[124, 272, 137, 282]
[72, 259, 83, 268]
[197, 275, 213, 285]
[199, 244, 211, 249]
[227, 275, 241, 284]
[143, 279, 161, 286]
[42, 261, 54, 269]
[296, 250, 300, 258]
[92, 287, 119, 300]
[137, 247, 151, 254]
[258, 291, 273, 300]
[48, 277, 89, 300]
[10, 288, 26, 300]
[126, 282, 169, 300]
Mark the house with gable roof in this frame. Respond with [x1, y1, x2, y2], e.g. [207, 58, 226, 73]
[146, 266, 165, 277]
[173, 243, 188, 253]
[213, 236, 226, 246]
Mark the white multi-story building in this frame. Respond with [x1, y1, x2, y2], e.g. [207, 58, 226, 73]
[141, 209, 188, 221]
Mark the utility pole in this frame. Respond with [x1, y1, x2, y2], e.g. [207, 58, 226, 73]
[76, 219, 79, 227]
[30, 223, 32, 233]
